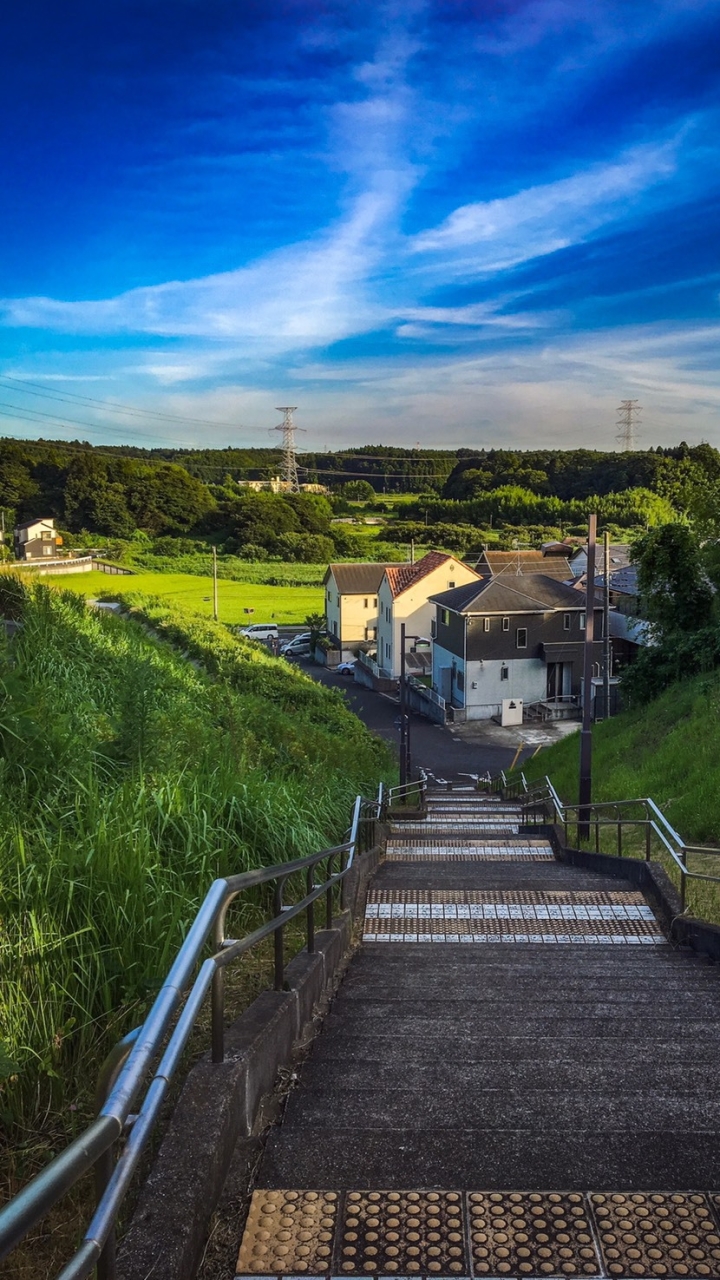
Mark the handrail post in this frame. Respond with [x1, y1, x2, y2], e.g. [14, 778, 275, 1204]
[595, 815, 600, 853]
[211, 910, 226, 1065]
[617, 815, 622, 858]
[306, 867, 315, 954]
[326, 853, 334, 930]
[93, 1029, 139, 1280]
[681, 849, 688, 913]
[645, 820, 651, 862]
[274, 881, 285, 990]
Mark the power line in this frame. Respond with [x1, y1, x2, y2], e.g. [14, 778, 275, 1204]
[0, 375, 241, 430]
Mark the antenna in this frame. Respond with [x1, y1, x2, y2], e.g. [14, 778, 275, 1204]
[271, 406, 304, 492]
[616, 399, 642, 451]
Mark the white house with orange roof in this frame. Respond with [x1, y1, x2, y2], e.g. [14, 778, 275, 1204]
[376, 551, 480, 680]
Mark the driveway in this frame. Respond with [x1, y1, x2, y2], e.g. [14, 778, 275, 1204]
[296, 661, 541, 780]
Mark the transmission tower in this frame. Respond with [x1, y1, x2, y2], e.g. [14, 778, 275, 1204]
[616, 399, 642, 451]
[273, 406, 303, 492]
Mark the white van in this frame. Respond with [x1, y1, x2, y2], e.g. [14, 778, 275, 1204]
[238, 623, 279, 642]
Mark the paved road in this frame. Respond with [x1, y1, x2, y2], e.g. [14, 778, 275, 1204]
[293, 659, 530, 779]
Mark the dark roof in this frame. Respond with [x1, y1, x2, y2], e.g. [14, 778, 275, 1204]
[430, 573, 594, 615]
[324, 562, 396, 594]
[15, 516, 56, 531]
[476, 549, 572, 580]
[598, 565, 639, 595]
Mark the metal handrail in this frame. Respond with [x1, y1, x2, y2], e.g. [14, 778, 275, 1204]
[0, 794, 378, 1279]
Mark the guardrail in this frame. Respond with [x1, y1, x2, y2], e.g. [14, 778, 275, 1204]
[383, 775, 428, 814]
[0, 792, 381, 1280]
[516, 775, 720, 915]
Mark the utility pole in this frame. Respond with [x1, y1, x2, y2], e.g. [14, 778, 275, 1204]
[603, 530, 611, 720]
[578, 513, 597, 839]
[272, 406, 303, 492]
[212, 546, 219, 622]
[616, 400, 642, 451]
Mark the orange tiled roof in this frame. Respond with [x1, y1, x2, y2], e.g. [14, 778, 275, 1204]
[384, 550, 456, 599]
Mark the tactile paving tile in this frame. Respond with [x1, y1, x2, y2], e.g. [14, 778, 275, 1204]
[236, 1189, 338, 1274]
[363, 891, 665, 944]
[385, 847, 553, 862]
[468, 1192, 601, 1277]
[339, 1190, 468, 1274]
[592, 1193, 720, 1277]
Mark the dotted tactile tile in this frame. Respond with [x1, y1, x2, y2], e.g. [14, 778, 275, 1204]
[339, 1190, 468, 1275]
[468, 1192, 601, 1277]
[366, 890, 649, 904]
[592, 1193, 720, 1277]
[236, 1189, 338, 1274]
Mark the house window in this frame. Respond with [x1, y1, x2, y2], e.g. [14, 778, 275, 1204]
[483, 617, 490, 632]
[502, 617, 509, 632]
[516, 627, 527, 649]
[500, 664, 509, 681]
[363, 598, 368, 608]
[456, 671, 465, 692]
[448, 580, 455, 588]
[440, 609, 450, 626]
[430, 619, 437, 638]
[386, 641, 391, 659]
[373, 598, 377, 607]
[580, 612, 586, 630]
[42, 544, 52, 556]
[563, 613, 571, 630]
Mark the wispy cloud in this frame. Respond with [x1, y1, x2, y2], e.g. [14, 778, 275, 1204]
[410, 139, 679, 271]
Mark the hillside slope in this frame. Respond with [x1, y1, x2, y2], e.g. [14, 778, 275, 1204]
[522, 670, 720, 845]
[0, 579, 393, 1141]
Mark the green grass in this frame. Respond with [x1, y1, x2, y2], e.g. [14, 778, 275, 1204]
[0, 579, 394, 1151]
[44, 569, 324, 623]
[519, 669, 720, 919]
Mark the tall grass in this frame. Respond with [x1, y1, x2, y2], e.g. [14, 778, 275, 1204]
[0, 581, 394, 1140]
[520, 670, 720, 920]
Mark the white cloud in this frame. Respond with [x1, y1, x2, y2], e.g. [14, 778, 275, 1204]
[410, 140, 678, 272]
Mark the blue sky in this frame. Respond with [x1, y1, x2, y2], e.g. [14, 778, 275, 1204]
[1, 0, 719, 452]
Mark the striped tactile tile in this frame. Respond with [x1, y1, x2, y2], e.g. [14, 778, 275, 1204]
[235, 1190, 720, 1277]
[385, 841, 554, 861]
[362, 890, 665, 944]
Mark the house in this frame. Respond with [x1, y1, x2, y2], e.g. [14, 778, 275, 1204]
[14, 517, 62, 561]
[475, 549, 572, 581]
[236, 477, 328, 495]
[570, 543, 632, 579]
[429, 574, 604, 720]
[376, 551, 480, 680]
[324, 562, 400, 659]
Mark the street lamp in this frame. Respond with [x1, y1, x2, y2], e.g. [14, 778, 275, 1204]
[399, 623, 427, 786]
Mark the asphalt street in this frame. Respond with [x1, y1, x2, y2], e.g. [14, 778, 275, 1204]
[294, 659, 532, 780]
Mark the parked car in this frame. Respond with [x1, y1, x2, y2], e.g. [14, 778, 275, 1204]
[238, 623, 279, 642]
[336, 660, 356, 675]
[280, 629, 327, 658]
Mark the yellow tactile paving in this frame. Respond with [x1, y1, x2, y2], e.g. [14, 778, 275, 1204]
[339, 1190, 468, 1274]
[236, 1189, 338, 1274]
[468, 1192, 601, 1277]
[591, 1193, 720, 1277]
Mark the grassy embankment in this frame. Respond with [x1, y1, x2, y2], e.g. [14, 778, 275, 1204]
[0, 580, 393, 1239]
[521, 670, 720, 919]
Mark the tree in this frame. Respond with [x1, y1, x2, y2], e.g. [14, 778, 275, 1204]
[633, 524, 713, 635]
[340, 480, 376, 502]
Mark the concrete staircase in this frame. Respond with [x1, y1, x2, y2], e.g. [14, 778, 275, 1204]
[233, 785, 720, 1280]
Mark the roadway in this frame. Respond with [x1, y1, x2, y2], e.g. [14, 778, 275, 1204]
[293, 658, 531, 779]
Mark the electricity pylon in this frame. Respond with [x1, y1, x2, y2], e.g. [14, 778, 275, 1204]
[273, 406, 303, 492]
[616, 400, 642, 451]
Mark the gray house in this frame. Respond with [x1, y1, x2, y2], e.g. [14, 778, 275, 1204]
[430, 574, 604, 720]
[14, 517, 62, 560]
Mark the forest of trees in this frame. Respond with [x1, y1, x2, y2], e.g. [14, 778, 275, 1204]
[2, 437, 720, 558]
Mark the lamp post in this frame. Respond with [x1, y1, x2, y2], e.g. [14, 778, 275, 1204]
[399, 624, 426, 786]
[578, 513, 597, 839]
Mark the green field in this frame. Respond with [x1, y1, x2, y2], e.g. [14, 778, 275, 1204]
[48, 570, 324, 623]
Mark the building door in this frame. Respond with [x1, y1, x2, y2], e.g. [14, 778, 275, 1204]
[547, 662, 570, 698]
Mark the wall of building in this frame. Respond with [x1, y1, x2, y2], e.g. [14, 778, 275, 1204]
[461, 657, 547, 720]
[378, 558, 478, 679]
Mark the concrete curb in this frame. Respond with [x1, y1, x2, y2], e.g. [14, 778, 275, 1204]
[117, 843, 381, 1280]
[539, 822, 720, 962]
